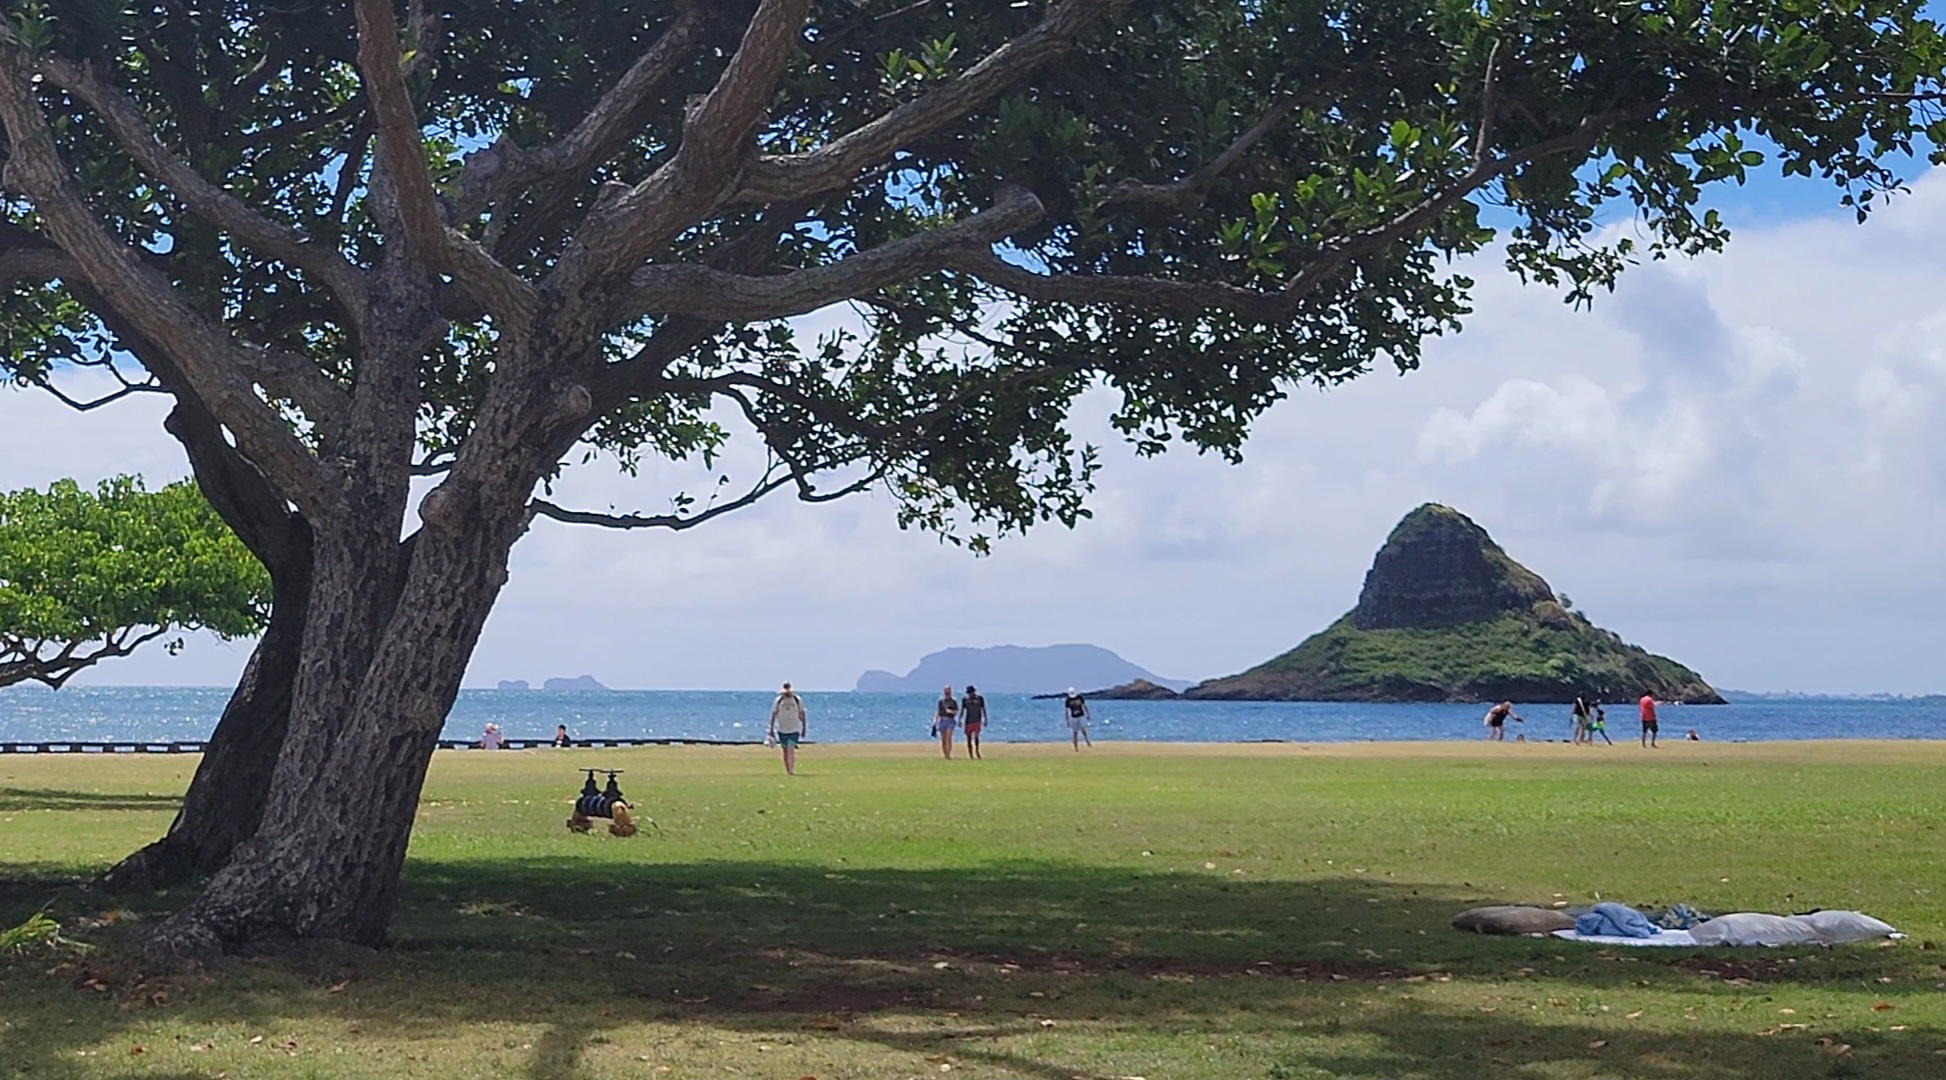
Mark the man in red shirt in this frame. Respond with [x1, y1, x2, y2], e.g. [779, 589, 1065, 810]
[1638, 694, 1659, 748]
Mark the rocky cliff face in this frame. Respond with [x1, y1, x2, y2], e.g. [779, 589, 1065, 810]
[1351, 505, 1554, 629]
[1188, 504, 1724, 704]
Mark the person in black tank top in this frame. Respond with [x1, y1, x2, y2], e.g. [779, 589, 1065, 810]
[1062, 689, 1092, 750]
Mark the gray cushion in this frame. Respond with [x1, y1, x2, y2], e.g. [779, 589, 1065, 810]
[1452, 905, 1577, 935]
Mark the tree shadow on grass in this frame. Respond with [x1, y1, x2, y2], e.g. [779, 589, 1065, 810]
[2, 858, 1942, 1080]
[0, 787, 183, 813]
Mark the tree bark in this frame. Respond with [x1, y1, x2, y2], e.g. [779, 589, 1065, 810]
[96, 399, 315, 893]
[98, 554, 310, 892]
[138, 490, 526, 965]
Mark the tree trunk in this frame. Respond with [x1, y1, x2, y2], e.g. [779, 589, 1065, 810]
[139, 493, 524, 966]
[98, 565, 309, 891]
[96, 402, 315, 893]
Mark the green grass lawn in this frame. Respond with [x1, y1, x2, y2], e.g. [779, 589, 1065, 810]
[3, 739, 1944, 1079]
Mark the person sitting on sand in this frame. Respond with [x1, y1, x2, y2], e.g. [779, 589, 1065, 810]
[478, 722, 504, 750]
[933, 685, 960, 759]
[1062, 688, 1092, 750]
[1483, 701, 1517, 741]
[768, 681, 807, 775]
[961, 685, 987, 760]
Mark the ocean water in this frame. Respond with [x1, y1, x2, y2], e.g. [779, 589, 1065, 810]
[0, 686, 1941, 745]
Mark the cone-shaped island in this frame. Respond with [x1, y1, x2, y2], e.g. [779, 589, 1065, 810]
[1185, 504, 1723, 703]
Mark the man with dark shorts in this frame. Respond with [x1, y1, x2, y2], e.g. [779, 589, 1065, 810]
[1483, 701, 1516, 741]
[961, 685, 987, 759]
[768, 681, 808, 775]
[1639, 693, 1659, 748]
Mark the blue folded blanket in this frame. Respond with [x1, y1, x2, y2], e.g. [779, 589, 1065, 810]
[1575, 901, 1661, 938]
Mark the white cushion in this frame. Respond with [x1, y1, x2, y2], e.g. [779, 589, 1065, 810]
[1795, 910, 1898, 943]
[1689, 912, 1824, 947]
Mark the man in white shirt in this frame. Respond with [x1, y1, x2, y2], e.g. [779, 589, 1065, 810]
[768, 681, 808, 775]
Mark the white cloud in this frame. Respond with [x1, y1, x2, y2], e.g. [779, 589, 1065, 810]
[9, 170, 1946, 694]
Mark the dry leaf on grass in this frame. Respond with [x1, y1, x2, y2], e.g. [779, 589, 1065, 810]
[1587, 1040, 1608, 1050]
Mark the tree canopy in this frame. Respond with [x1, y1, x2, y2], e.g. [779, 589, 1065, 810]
[0, 477, 269, 689]
[6, 0, 1942, 548]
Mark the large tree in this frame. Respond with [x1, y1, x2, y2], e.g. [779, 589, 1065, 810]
[1, 0, 1941, 962]
[0, 476, 267, 689]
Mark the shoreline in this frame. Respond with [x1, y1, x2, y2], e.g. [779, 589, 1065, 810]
[8, 734, 1946, 757]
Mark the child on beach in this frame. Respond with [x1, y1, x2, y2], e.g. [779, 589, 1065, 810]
[1589, 704, 1613, 745]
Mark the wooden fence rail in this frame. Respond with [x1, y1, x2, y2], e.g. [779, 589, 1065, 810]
[0, 737, 763, 754]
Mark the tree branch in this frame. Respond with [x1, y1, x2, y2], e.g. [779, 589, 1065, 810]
[352, 0, 449, 270]
[1474, 39, 1502, 167]
[35, 377, 164, 412]
[444, 227, 539, 325]
[0, 244, 76, 284]
[0, 42, 332, 512]
[454, 1, 707, 222]
[38, 54, 373, 335]
[736, 0, 1116, 204]
[1100, 94, 1302, 212]
[551, 0, 813, 290]
[0, 626, 171, 691]
[618, 182, 1043, 322]
[529, 469, 793, 533]
[942, 108, 1641, 321]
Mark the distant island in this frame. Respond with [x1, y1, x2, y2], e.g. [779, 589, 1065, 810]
[1184, 504, 1723, 704]
[857, 644, 1187, 695]
[1055, 678, 1183, 701]
[494, 676, 610, 691]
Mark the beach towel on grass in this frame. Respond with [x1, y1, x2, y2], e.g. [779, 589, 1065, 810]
[1574, 902, 1660, 939]
[1552, 927, 1700, 947]
[1555, 910, 1901, 947]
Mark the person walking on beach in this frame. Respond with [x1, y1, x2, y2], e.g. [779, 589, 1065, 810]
[932, 685, 960, 759]
[1639, 693, 1660, 748]
[1589, 704, 1614, 746]
[1483, 701, 1517, 741]
[768, 681, 808, 775]
[1062, 688, 1092, 750]
[1570, 692, 1592, 745]
[961, 685, 988, 759]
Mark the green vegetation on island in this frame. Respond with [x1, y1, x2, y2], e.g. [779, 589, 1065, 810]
[1191, 505, 1722, 703]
